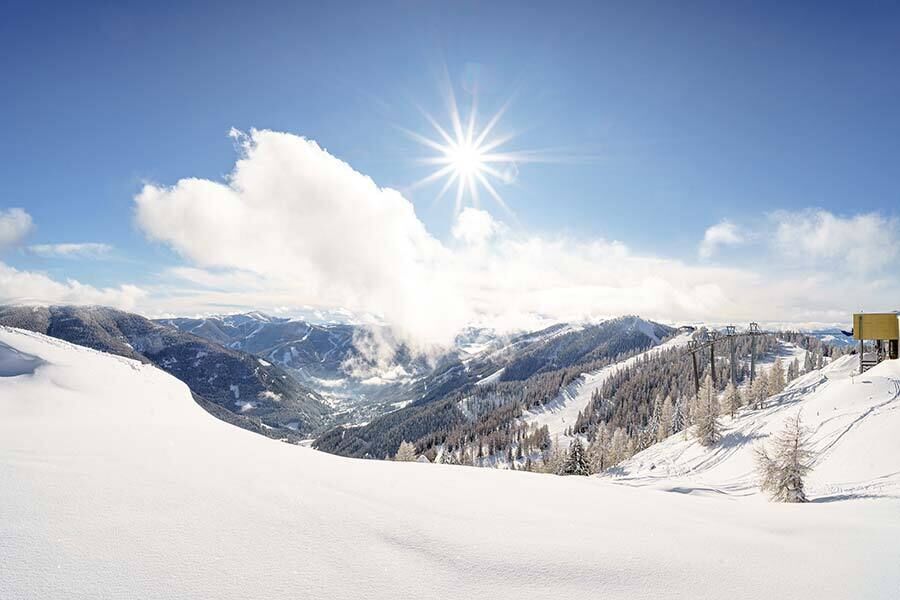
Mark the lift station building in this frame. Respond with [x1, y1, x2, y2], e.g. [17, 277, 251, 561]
[853, 312, 899, 372]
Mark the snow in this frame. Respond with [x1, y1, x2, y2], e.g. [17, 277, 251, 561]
[524, 332, 694, 446]
[475, 366, 505, 386]
[0, 340, 42, 376]
[2, 326, 900, 599]
[608, 354, 900, 501]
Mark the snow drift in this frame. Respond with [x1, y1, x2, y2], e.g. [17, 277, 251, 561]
[1, 327, 899, 599]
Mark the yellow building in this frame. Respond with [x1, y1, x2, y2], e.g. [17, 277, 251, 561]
[853, 312, 899, 371]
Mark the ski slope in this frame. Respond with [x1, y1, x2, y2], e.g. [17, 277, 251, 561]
[2, 327, 900, 599]
[608, 353, 900, 501]
[523, 331, 693, 446]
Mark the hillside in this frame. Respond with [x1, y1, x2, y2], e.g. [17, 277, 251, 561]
[607, 353, 900, 501]
[523, 330, 694, 448]
[315, 316, 675, 459]
[0, 305, 330, 436]
[2, 326, 899, 599]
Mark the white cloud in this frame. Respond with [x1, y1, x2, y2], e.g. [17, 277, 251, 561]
[452, 207, 501, 246]
[26, 242, 113, 259]
[699, 220, 743, 259]
[0, 261, 145, 309]
[0, 209, 141, 309]
[771, 209, 898, 272]
[0, 208, 33, 249]
[132, 129, 900, 348]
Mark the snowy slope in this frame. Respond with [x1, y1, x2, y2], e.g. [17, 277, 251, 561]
[523, 331, 693, 446]
[2, 327, 900, 599]
[608, 354, 900, 501]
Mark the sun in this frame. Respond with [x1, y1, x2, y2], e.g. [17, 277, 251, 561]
[403, 87, 532, 216]
[446, 141, 483, 176]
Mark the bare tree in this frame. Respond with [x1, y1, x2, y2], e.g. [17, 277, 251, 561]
[755, 413, 814, 502]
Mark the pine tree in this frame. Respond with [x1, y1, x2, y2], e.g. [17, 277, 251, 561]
[803, 349, 815, 373]
[542, 437, 567, 475]
[656, 395, 675, 442]
[440, 447, 459, 465]
[723, 380, 741, 419]
[749, 373, 768, 409]
[561, 437, 590, 476]
[587, 422, 610, 472]
[693, 374, 721, 446]
[754, 413, 814, 502]
[394, 441, 417, 462]
[787, 358, 799, 383]
[768, 359, 786, 396]
[609, 427, 631, 465]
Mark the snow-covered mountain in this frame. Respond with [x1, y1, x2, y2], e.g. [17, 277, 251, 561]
[2, 326, 899, 599]
[0, 305, 330, 436]
[315, 316, 676, 459]
[157, 313, 441, 421]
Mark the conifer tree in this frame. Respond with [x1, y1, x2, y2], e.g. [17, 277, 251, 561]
[609, 427, 631, 465]
[803, 349, 815, 373]
[542, 437, 567, 475]
[787, 358, 799, 383]
[440, 447, 459, 465]
[561, 437, 590, 476]
[587, 422, 610, 472]
[723, 380, 741, 419]
[693, 374, 721, 446]
[394, 441, 417, 462]
[656, 395, 675, 442]
[768, 359, 786, 396]
[749, 373, 769, 409]
[755, 413, 814, 502]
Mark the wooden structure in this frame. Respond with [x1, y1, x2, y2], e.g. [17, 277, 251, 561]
[853, 312, 899, 373]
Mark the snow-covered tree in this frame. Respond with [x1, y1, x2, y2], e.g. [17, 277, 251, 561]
[749, 373, 769, 409]
[541, 437, 567, 474]
[722, 380, 741, 419]
[439, 447, 459, 465]
[587, 422, 611, 472]
[755, 413, 814, 502]
[803, 349, 815, 373]
[656, 395, 675, 442]
[609, 426, 633, 465]
[693, 374, 721, 446]
[561, 437, 590, 476]
[768, 359, 786, 396]
[394, 441, 417, 462]
[787, 358, 799, 383]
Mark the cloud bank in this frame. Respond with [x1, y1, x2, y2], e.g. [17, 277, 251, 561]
[133, 129, 900, 348]
[0, 209, 141, 309]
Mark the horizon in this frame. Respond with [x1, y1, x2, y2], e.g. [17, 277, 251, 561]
[3, 1, 900, 349]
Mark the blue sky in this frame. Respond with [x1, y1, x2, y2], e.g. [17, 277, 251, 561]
[2, 1, 900, 341]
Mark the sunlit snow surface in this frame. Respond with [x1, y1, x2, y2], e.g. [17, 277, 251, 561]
[2, 327, 899, 599]
[608, 353, 900, 501]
